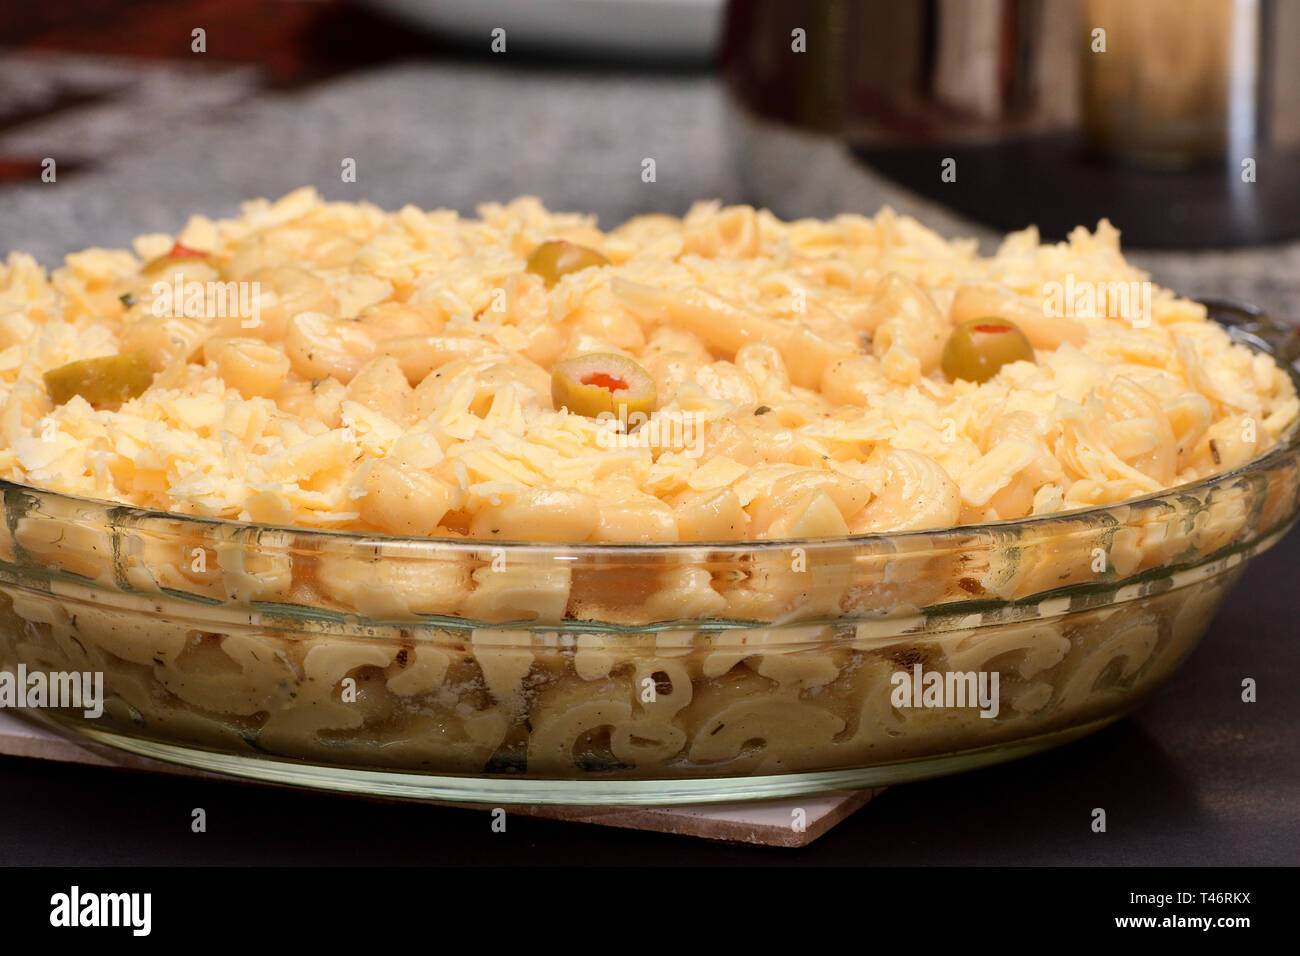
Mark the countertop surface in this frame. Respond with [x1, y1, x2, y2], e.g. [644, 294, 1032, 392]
[0, 57, 1296, 866]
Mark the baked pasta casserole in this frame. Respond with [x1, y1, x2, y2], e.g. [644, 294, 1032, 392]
[0, 189, 1295, 790]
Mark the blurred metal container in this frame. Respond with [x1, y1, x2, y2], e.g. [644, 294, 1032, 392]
[721, 0, 1081, 141]
[721, 0, 1300, 246]
[1082, 0, 1300, 168]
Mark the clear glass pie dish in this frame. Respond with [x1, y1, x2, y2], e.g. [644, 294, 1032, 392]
[1, 300, 1297, 806]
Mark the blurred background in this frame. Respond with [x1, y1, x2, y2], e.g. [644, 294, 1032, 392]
[1, 0, 1299, 314]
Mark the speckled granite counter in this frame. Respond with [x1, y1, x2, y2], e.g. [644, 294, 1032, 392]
[3, 59, 1299, 319]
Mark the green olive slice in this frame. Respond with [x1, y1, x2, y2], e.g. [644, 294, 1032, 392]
[525, 240, 609, 286]
[941, 318, 1035, 384]
[44, 351, 154, 406]
[552, 352, 656, 422]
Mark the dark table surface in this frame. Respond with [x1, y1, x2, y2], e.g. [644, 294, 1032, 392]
[1, 522, 1295, 866]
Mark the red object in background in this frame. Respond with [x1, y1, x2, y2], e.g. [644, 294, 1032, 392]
[0, 157, 83, 180]
[0, 0, 434, 185]
[0, 0, 431, 86]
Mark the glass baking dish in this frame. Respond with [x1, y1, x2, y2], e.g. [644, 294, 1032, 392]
[1, 300, 1297, 805]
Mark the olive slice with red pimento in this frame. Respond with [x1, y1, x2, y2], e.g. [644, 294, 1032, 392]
[941, 318, 1035, 383]
[144, 240, 212, 275]
[551, 352, 656, 423]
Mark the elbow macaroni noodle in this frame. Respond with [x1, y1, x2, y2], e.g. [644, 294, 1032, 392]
[0, 191, 1296, 787]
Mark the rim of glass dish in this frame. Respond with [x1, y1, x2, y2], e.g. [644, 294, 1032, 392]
[3, 298, 1298, 556]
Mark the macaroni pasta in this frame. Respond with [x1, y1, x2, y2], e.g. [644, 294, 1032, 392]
[0, 189, 1293, 540]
